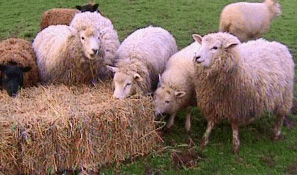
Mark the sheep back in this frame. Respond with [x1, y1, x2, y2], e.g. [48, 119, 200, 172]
[40, 8, 80, 30]
[115, 26, 177, 95]
[0, 38, 39, 87]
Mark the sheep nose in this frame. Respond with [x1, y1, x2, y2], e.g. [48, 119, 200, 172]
[92, 49, 99, 55]
[195, 56, 202, 63]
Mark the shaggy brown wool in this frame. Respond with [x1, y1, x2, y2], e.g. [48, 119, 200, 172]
[0, 38, 39, 87]
[40, 8, 80, 30]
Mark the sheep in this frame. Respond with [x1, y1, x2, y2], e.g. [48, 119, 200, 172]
[33, 25, 104, 85]
[40, 8, 80, 31]
[154, 42, 201, 132]
[192, 32, 294, 154]
[108, 26, 177, 99]
[40, 1, 102, 31]
[219, 0, 281, 42]
[0, 38, 39, 96]
[70, 12, 120, 72]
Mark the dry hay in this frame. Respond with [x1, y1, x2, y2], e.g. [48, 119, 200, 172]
[0, 81, 161, 174]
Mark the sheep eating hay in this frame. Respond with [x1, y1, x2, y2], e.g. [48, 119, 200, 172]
[192, 32, 294, 154]
[154, 42, 201, 132]
[108, 26, 177, 99]
[0, 81, 160, 174]
[219, 0, 281, 42]
[0, 38, 39, 96]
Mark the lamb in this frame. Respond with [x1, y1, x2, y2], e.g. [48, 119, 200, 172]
[33, 25, 104, 85]
[154, 42, 201, 132]
[40, 1, 102, 30]
[108, 26, 177, 99]
[70, 12, 120, 69]
[0, 38, 39, 96]
[219, 0, 281, 42]
[192, 32, 294, 154]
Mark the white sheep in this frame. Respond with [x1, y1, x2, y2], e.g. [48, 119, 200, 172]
[108, 26, 177, 99]
[219, 0, 281, 42]
[154, 42, 201, 132]
[33, 25, 104, 85]
[192, 32, 294, 154]
[70, 12, 120, 68]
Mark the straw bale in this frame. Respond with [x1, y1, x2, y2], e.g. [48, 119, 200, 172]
[0, 81, 160, 174]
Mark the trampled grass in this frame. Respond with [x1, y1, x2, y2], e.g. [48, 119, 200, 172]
[0, 0, 297, 174]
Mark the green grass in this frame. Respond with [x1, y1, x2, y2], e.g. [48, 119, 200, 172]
[1, 0, 297, 174]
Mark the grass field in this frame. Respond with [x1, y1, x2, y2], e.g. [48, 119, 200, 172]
[1, 0, 297, 174]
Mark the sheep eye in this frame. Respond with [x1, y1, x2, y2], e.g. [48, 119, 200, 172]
[165, 100, 170, 104]
[81, 36, 85, 40]
[212, 46, 218, 50]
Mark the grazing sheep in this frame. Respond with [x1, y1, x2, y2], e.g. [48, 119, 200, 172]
[192, 32, 294, 154]
[108, 26, 177, 99]
[0, 38, 39, 96]
[219, 0, 281, 42]
[70, 12, 120, 68]
[154, 42, 201, 132]
[33, 25, 104, 85]
[40, 1, 102, 31]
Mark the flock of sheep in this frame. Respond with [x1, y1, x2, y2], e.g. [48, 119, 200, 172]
[0, 0, 294, 154]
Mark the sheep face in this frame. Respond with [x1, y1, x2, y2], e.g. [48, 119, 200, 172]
[154, 85, 186, 117]
[108, 66, 143, 99]
[75, 3, 99, 12]
[192, 33, 240, 68]
[0, 63, 31, 97]
[79, 28, 101, 60]
[266, 0, 282, 16]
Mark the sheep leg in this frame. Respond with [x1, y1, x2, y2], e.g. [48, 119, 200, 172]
[201, 121, 214, 150]
[185, 107, 192, 132]
[273, 114, 284, 141]
[167, 113, 176, 129]
[231, 122, 240, 154]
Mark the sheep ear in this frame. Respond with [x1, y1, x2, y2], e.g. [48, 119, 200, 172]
[22, 66, 31, 72]
[175, 91, 186, 98]
[92, 4, 99, 11]
[0, 64, 7, 71]
[192, 34, 202, 44]
[158, 74, 162, 85]
[224, 39, 240, 49]
[133, 73, 143, 82]
[107, 66, 118, 73]
[75, 5, 82, 10]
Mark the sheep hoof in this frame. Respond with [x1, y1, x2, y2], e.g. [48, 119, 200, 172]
[233, 148, 239, 155]
[200, 137, 208, 150]
[273, 134, 284, 142]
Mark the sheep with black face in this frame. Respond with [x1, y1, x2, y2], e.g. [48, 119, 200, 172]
[0, 38, 39, 96]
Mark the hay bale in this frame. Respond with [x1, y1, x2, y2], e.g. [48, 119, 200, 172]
[0, 81, 160, 174]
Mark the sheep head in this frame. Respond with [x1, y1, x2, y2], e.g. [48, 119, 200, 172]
[107, 66, 143, 99]
[192, 32, 240, 68]
[267, 0, 282, 17]
[0, 61, 31, 97]
[154, 83, 186, 117]
[79, 27, 102, 60]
